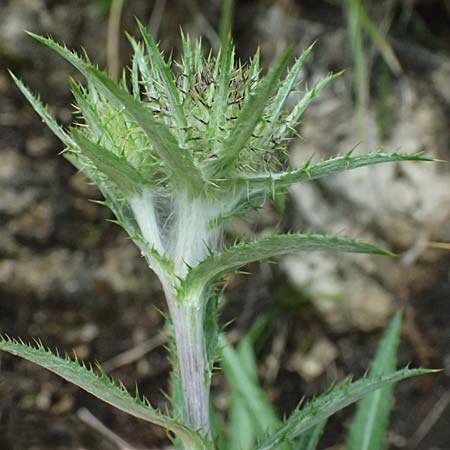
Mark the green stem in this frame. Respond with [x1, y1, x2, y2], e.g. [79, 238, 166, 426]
[170, 298, 211, 435]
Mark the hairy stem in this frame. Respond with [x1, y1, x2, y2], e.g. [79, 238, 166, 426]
[170, 301, 211, 434]
[135, 193, 221, 436]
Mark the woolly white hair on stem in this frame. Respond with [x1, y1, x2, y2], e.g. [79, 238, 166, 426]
[169, 194, 224, 276]
[129, 188, 165, 255]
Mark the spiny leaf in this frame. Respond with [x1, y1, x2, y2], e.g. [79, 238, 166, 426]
[0, 337, 211, 450]
[29, 32, 205, 195]
[70, 129, 145, 195]
[128, 231, 175, 275]
[182, 233, 393, 298]
[138, 21, 188, 134]
[10, 72, 144, 199]
[211, 46, 294, 173]
[85, 66, 206, 193]
[231, 152, 434, 192]
[244, 49, 261, 98]
[345, 312, 402, 450]
[9, 71, 75, 148]
[131, 42, 141, 98]
[193, 37, 204, 76]
[209, 37, 234, 136]
[180, 30, 193, 93]
[259, 43, 315, 145]
[28, 32, 94, 79]
[208, 192, 263, 228]
[62, 151, 119, 203]
[127, 34, 155, 100]
[254, 367, 433, 450]
[278, 71, 341, 139]
[69, 80, 115, 148]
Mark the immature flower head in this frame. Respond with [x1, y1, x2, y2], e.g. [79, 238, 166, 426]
[12, 27, 429, 282]
[12, 27, 338, 278]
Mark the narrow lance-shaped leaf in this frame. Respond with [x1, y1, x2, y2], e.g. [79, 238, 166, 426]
[28, 32, 95, 80]
[60, 149, 150, 257]
[345, 312, 402, 450]
[83, 66, 206, 194]
[9, 71, 75, 148]
[70, 129, 146, 195]
[228, 394, 256, 450]
[259, 43, 315, 145]
[193, 37, 204, 75]
[131, 43, 141, 98]
[182, 233, 393, 298]
[180, 30, 193, 93]
[276, 71, 341, 139]
[254, 367, 433, 450]
[0, 337, 212, 450]
[225, 335, 269, 450]
[69, 80, 115, 148]
[127, 34, 157, 101]
[209, 37, 234, 136]
[28, 33, 205, 195]
[230, 152, 434, 193]
[221, 335, 280, 440]
[211, 46, 294, 173]
[359, 6, 401, 75]
[9, 71, 140, 199]
[244, 49, 261, 98]
[138, 21, 188, 133]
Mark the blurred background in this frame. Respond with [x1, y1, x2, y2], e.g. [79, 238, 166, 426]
[0, 1, 449, 449]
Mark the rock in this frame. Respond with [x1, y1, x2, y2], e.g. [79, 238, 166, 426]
[0, 149, 32, 187]
[0, 189, 37, 216]
[0, 234, 20, 257]
[297, 77, 450, 251]
[0, 0, 45, 61]
[0, 148, 60, 189]
[9, 201, 55, 244]
[281, 253, 394, 332]
[0, 249, 91, 301]
[287, 337, 338, 381]
[25, 135, 54, 158]
[94, 237, 153, 296]
[282, 66, 450, 332]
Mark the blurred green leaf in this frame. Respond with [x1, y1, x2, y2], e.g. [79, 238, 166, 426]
[345, 312, 403, 450]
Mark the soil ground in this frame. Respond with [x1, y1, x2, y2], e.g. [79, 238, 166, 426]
[0, 1, 449, 449]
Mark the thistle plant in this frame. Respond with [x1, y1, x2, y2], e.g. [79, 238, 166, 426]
[1, 25, 434, 450]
